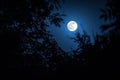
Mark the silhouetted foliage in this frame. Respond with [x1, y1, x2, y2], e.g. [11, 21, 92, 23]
[100, 0, 120, 32]
[99, 0, 120, 67]
[0, 0, 66, 78]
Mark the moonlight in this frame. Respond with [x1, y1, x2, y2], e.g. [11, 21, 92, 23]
[67, 21, 78, 31]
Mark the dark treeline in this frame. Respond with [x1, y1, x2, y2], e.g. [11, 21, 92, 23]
[0, 0, 120, 79]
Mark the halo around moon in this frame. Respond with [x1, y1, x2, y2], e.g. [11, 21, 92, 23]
[67, 21, 78, 31]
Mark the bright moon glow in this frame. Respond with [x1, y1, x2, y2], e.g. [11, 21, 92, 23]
[67, 21, 78, 31]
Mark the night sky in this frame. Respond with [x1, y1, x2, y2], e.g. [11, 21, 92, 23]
[49, 0, 106, 52]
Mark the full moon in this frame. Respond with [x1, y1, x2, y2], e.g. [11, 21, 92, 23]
[67, 21, 78, 31]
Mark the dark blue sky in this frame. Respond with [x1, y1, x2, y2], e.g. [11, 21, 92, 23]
[49, 0, 106, 52]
